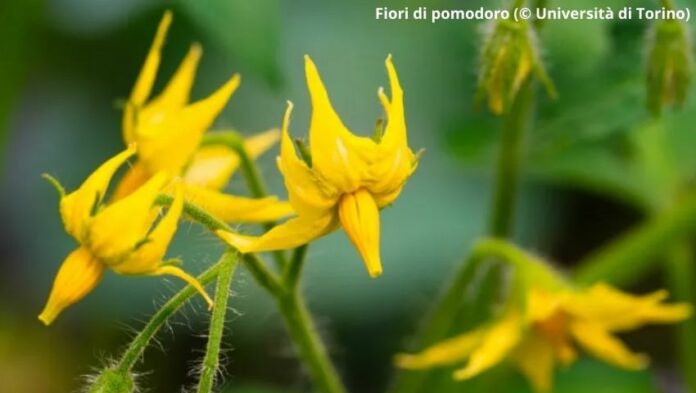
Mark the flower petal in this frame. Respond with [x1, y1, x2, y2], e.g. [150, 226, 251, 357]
[453, 311, 523, 380]
[512, 333, 555, 393]
[565, 283, 692, 331]
[304, 55, 375, 192]
[570, 320, 648, 370]
[88, 172, 168, 261]
[113, 184, 184, 274]
[184, 185, 293, 223]
[184, 145, 240, 190]
[151, 265, 213, 309]
[216, 214, 336, 253]
[338, 189, 382, 278]
[369, 56, 417, 205]
[124, 11, 172, 143]
[60, 147, 136, 240]
[141, 43, 202, 118]
[278, 101, 339, 215]
[394, 328, 485, 369]
[184, 128, 280, 190]
[38, 247, 105, 326]
[137, 73, 240, 174]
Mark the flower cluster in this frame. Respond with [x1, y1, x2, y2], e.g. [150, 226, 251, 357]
[39, 11, 417, 324]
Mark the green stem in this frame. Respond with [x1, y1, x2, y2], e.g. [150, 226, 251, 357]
[156, 194, 231, 232]
[197, 251, 239, 393]
[665, 242, 696, 393]
[284, 244, 309, 289]
[574, 190, 696, 285]
[243, 253, 284, 296]
[277, 290, 347, 393]
[489, 80, 535, 238]
[116, 257, 227, 372]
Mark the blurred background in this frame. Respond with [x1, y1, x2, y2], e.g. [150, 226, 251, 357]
[1, 0, 696, 392]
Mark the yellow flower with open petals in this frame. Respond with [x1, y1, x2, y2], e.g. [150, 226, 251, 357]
[117, 10, 291, 223]
[216, 55, 418, 278]
[38, 147, 213, 326]
[396, 280, 691, 393]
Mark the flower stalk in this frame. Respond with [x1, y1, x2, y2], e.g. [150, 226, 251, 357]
[489, 79, 534, 238]
[197, 251, 239, 393]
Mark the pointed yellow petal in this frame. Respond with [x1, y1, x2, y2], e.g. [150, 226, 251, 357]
[304, 56, 375, 191]
[124, 11, 172, 143]
[38, 247, 105, 325]
[278, 102, 339, 216]
[112, 161, 151, 200]
[184, 145, 240, 190]
[216, 214, 336, 253]
[338, 189, 382, 278]
[244, 128, 281, 159]
[60, 147, 136, 241]
[143, 43, 202, 116]
[378, 55, 406, 148]
[137, 74, 241, 174]
[453, 311, 522, 380]
[184, 185, 293, 223]
[151, 265, 213, 309]
[512, 333, 555, 393]
[88, 172, 168, 261]
[129, 11, 172, 106]
[570, 320, 648, 370]
[566, 283, 693, 332]
[370, 56, 417, 205]
[113, 184, 184, 274]
[395, 328, 485, 369]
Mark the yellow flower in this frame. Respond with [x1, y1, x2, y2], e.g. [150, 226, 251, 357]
[216, 55, 418, 278]
[38, 147, 213, 326]
[117, 10, 292, 223]
[396, 282, 691, 393]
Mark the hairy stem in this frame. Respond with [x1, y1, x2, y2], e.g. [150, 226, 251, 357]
[116, 257, 227, 372]
[197, 251, 239, 393]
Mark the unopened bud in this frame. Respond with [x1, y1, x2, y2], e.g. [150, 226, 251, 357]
[477, 19, 556, 115]
[646, 19, 692, 116]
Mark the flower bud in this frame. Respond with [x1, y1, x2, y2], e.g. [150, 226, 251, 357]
[477, 19, 556, 115]
[87, 369, 135, 393]
[646, 19, 692, 116]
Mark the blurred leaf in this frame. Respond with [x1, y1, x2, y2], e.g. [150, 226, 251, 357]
[178, 0, 282, 87]
[0, 0, 42, 177]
